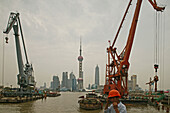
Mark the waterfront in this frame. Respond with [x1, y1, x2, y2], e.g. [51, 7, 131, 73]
[0, 92, 168, 113]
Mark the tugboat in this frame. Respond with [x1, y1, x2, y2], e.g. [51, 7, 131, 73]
[78, 93, 103, 110]
[46, 91, 61, 97]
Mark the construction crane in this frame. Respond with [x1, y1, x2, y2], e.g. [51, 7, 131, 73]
[103, 0, 165, 97]
[3, 12, 36, 93]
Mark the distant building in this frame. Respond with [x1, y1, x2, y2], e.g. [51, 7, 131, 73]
[128, 75, 142, 91]
[53, 76, 60, 90]
[131, 75, 137, 91]
[50, 82, 53, 89]
[128, 80, 133, 91]
[72, 78, 77, 91]
[62, 72, 68, 88]
[68, 72, 76, 90]
[40, 82, 47, 90]
[95, 85, 104, 93]
[87, 84, 91, 89]
[50, 76, 60, 91]
[44, 82, 46, 88]
[91, 84, 98, 89]
[95, 65, 99, 86]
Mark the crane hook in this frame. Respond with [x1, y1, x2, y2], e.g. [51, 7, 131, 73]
[5, 37, 9, 43]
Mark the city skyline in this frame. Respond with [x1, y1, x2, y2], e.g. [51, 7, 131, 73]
[0, 0, 170, 90]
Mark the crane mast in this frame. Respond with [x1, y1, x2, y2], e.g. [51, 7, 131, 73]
[103, 0, 165, 96]
[3, 12, 36, 91]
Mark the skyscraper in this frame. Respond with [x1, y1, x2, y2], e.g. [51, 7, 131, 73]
[70, 72, 75, 80]
[62, 72, 68, 88]
[44, 82, 46, 88]
[72, 78, 77, 91]
[50, 75, 60, 90]
[68, 72, 77, 91]
[77, 38, 84, 90]
[95, 65, 99, 86]
[131, 75, 137, 91]
[68, 72, 76, 90]
[53, 76, 60, 90]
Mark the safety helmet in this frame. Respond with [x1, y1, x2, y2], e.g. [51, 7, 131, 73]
[108, 89, 121, 98]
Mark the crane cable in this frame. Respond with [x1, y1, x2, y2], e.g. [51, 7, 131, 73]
[159, 11, 165, 90]
[160, 11, 165, 90]
[154, 10, 165, 90]
[154, 11, 160, 89]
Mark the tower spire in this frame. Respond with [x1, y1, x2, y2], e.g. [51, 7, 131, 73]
[80, 37, 82, 56]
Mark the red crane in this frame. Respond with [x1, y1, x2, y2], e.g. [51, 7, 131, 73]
[103, 0, 165, 97]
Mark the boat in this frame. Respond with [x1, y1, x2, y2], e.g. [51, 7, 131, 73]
[78, 93, 103, 110]
[46, 91, 61, 97]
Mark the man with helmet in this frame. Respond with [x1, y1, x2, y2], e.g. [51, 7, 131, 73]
[104, 89, 127, 113]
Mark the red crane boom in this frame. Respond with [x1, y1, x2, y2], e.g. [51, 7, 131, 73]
[103, 0, 165, 96]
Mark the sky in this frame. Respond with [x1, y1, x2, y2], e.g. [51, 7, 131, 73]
[0, 0, 170, 90]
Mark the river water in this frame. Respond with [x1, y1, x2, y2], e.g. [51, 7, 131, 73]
[0, 92, 168, 113]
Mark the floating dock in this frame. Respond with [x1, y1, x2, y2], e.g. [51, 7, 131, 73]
[121, 99, 148, 105]
[0, 95, 43, 103]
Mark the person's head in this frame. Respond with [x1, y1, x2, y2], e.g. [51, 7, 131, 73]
[108, 89, 121, 103]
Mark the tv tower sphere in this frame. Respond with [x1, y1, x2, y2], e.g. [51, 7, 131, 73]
[78, 56, 83, 61]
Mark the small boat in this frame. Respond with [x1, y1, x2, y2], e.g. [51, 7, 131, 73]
[46, 91, 61, 97]
[78, 93, 103, 110]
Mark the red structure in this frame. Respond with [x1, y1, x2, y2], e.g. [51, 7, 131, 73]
[103, 0, 165, 96]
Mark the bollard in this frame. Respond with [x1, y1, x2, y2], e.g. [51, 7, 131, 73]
[162, 105, 164, 110]
[166, 107, 169, 113]
[158, 105, 160, 111]
[101, 103, 103, 109]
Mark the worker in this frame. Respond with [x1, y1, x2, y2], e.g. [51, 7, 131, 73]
[104, 89, 127, 113]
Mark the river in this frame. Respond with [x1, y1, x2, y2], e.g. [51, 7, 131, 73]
[0, 92, 168, 113]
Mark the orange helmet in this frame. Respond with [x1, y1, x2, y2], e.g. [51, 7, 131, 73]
[108, 89, 121, 98]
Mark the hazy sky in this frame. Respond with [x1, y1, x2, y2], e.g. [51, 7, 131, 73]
[0, 0, 169, 90]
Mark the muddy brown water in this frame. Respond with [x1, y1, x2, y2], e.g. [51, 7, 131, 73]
[0, 92, 168, 113]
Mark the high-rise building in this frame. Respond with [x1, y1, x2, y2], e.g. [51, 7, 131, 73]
[53, 76, 60, 90]
[77, 38, 84, 90]
[68, 72, 76, 90]
[44, 82, 46, 88]
[50, 75, 60, 90]
[72, 78, 77, 91]
[95, 65, 99, 86]
[50, 81, 53, 89]
[128, 75, 142, 91]
[62, 72, 68, 88]
[128, 80, 133, 91]
[70, 72, 75, 80]
[131, 75, 137, 91]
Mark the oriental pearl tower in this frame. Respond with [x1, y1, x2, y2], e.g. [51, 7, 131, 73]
[77, 39, 83, 90]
